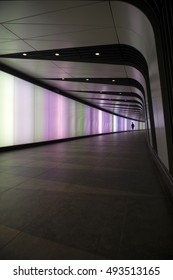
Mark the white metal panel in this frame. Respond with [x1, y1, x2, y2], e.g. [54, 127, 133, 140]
[111, 1, 155, 63]
[24, 29, 118, 50]
[0, 1, 98, 23]
[9, 2, 114, 27]
[3, 23, 108, 39]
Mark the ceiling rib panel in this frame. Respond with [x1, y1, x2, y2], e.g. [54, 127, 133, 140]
[0, 1, 154, 122]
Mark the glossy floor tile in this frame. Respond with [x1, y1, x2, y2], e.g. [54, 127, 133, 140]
[0, 131, 173, 259]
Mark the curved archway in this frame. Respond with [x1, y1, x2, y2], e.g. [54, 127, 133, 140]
[0, 0, 172, 172]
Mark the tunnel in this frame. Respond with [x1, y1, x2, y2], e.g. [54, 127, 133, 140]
[0, 0, 173, 260]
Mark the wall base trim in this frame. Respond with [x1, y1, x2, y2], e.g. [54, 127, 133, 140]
[147, 141, 173, 202]
[0, 130, 138, 152]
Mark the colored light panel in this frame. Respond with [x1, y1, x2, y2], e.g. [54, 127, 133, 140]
[0, 71, 14, 147]
[49, 93, 59, 140]
[14, 78, 34, 144]
[76, 102, 84, 136]
[0, 70, 145, 148]
[98, 110, 103, 133]
[34, 86, 49, 142]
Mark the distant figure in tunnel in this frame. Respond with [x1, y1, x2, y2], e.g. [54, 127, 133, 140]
[131, 122, 135, 130]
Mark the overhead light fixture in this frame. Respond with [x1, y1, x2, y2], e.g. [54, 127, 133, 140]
[22, 53, 27, 56]
[55, 53, 60, 56]
[95, 52, 100, 56]
[112, 79, 115, 82]
[62, 78, 65, 80]
[119, 92, 122, 94]
[86, 78, 89, 81]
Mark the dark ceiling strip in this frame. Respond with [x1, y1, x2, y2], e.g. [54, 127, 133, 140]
[84, 98, 143, 106]
[42, 77, 145, 97]
[1, 61, 143, 122]
[0, 44, 149, 78]
[0, 43, 149, 123]
[100, 103, 143, 109]
[67, 90, 144, 102]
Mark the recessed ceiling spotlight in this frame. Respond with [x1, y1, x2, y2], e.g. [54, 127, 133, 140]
[95, 52, 100, 56]
[112, 79, 115, 82]
[55, 53, 60, 56]
[23, 53, 27, 56]
[86, 78, 89, 81]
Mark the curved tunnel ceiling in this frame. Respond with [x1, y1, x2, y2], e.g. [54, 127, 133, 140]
[0, 1, 156, 122]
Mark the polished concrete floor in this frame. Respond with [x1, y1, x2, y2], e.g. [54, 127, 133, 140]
[0, 131, 173, 260]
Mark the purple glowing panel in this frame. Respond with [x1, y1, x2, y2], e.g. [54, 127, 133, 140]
[84, 105, 91, 135]
[14, 78, 34, 144]
[62, 96, 70, 138]
[49, 93, 59, 140]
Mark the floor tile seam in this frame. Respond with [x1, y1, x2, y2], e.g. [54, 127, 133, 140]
[14, 186, 166, 199]
[6, 167, 58, 179]
[0, 201, 59, 251]
[92, 168, 141, 173]
[0, 168, 52, 177]
[94, 213, 112, 257]
[0, 229, 106, 259]
[0, 178, 33, 194]
[0, 229, 22, 251]
[0, 163, 58, 169]
[116, 196, 129, 258]
[17, 195, 64, 234]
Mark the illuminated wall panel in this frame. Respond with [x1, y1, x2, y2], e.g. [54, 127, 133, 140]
[68, 99, 76, 138]
[75, 102, 83, 136]
[84, 105, 91, 135]
[92, 109, 98, 134]
[34, 86, 49, 142]
[14, 78, 34, 144]
[98, 110, 103, 134]
[0, 71, 14, 146]
[0, 70, 145, 148]
[49, 93, 59, 140]
[60, 96, 69, 139]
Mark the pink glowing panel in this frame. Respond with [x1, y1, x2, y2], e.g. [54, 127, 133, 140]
[49, 93, 59, 140]
[14, 78, 34, 144]
[43, 90, 50, 140]
[0, 71, 14, 147]
[103, 113, 108, 133]
[98, 110, 103, 133]
[113, 115, 117, 132]
[34, 86, 49, 142]
[60, 96, 69, 138]
[123, 118, 126, 130]
[91, 109, 97, 133]
[57, 94, 64, 139]
[120, 117, 124, 131]
[89, 108, 93, 134]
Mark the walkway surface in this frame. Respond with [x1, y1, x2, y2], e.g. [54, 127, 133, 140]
[0, 131, 173, 260]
